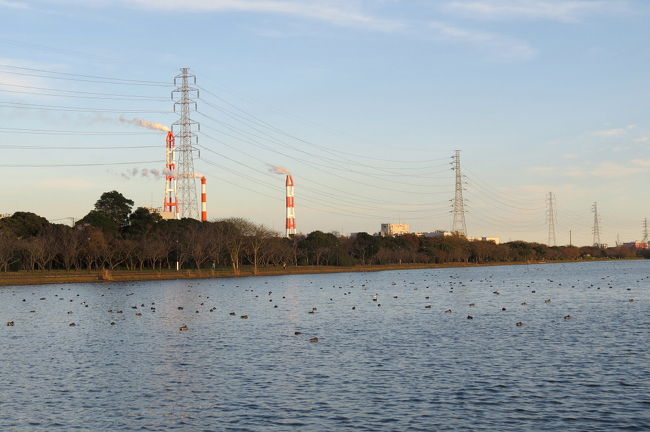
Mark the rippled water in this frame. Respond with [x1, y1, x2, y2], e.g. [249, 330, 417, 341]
[2, 260, 650, 431]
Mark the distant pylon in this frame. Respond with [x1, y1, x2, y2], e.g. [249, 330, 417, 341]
[451, 150, 467, 236]
[286, 175, 296, 237]
[642, 218, 649, 243]
[172, 67, 200, 219]
[546, 192, 557, 246]
[592, 202, 602, 247]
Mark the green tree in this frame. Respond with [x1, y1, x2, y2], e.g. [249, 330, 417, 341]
[0, 212, 50, 237]
[94, 190, 134, 228]
[351, 232, 380, 265]
[78, 191, 134, 233]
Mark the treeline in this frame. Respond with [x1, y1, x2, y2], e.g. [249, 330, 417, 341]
[0, 191, 647, 273]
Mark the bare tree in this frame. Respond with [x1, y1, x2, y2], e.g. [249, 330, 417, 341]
[245, 224, 276, 274]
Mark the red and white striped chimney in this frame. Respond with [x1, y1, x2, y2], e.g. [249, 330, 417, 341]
[286, 175, 296, 237]
[201, 176, 207, 222]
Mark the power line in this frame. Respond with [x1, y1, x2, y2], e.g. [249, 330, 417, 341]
[0, 101, 171, 114]
[0, 64, 172, 86]
[0, 159, 164, 168]
[0, 127, 158, 135]
[0, 82, 168, 99]
[0, 145, 159, 150]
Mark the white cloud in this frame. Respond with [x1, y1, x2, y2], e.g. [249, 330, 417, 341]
[443, 0, 627, 22]
[566, 161, 646, 179]
[591, 124, 635, 137]
[530, 166, 556, 173]
[89, 0, 404, 31]
[631, 159, 650, 168]
[0, 0, 30, 8]
[428, 21, 536, 60]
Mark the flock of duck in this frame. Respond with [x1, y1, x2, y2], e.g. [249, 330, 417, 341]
[3, 271, 648, 343]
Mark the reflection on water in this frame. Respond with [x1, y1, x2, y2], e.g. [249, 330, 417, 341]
[2, 261, 650, 431]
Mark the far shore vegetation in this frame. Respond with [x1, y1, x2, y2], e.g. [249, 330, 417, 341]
[1, 190, 647, 286]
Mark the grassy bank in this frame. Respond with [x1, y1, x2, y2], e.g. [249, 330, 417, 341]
[0, 258, 642, 287]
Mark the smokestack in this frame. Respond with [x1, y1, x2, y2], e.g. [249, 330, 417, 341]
[286, 175, 296, 237]
[201, 176, 207, 222]
[163, 131, 179, 220]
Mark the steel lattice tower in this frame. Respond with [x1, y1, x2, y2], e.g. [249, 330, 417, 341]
[642, 218, 648, 243]
[171, 67, 200, 219]
[546, 192, 557, 246]
[451, 150, 467, 236]
[592, 202, 602, 247]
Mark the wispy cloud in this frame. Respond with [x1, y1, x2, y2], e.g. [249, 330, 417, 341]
[566, 160, 647, 179]
[428, 21, 536, 60]
[107, 0, 403, 31]
[443, 0, 627, 22]
[591, 124, 635, 137]
[0, 0, 30, 9]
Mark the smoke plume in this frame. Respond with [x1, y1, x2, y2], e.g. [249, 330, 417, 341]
[268, 165, 291, 175]
[119, 168, 164, 180]
[118, 116, 170, 132]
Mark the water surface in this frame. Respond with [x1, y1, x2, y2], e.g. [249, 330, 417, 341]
[2, 261, 649, 431]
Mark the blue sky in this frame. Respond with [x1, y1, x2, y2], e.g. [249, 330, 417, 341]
[1, 0, 649, 246]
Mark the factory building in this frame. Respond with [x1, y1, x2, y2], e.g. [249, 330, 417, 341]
[622, 241, 648, 249]
[380, 223, 410, 237]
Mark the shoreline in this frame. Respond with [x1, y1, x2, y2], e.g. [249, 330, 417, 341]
[0, 258, 643, 287]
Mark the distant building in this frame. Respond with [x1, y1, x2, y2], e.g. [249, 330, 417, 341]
[468, 236, 501, 245]
[143, 207, 161, 215]
[420, 230, 454, 238]
[380, 223, 410, 237]
[622, 241, 648, 249]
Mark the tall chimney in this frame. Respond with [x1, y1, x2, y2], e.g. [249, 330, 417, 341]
[286, 175, 296, 237]
[163, 131, 179, 219]
[201, 176, 207, 222]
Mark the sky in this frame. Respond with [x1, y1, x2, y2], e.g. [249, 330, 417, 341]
[1, 0, 649, 246]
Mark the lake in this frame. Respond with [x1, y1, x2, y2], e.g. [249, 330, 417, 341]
[2, 260, 649, 431]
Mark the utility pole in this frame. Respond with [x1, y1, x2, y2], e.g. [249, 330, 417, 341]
[592, 202, 602, 248]
[172, 67, 200, 219]
[546, 192, 557, 246]
[643, 218, 649, 243]
[451, 150, 467, 236]
[569, 230, 572, 247]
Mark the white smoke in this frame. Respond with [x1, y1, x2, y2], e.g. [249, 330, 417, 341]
[118, 116, 170, 132]
[119, 168, 165, 180]
[268, 165, 291, 175]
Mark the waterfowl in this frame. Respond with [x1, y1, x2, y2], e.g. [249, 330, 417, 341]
[544, 299, 552, 303]
[240, 315, 249, 319]
[444, 309, 452, 313]
[425, 305, 432, 309]
[564, 315, 572, 320]
[516, 322, 524, 327]
[6, 321, 15, 326]
[309, 337, 319, 343]
[179, 325, 189, 331]
[229, 312, 236, 316]
[69, 323, 76, 327]
[467, 315, 474, 320]
[294, 331, 303, 335]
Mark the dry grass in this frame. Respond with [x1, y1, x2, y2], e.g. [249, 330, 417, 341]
[0, 258, 639, 287]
